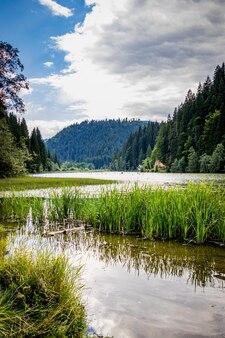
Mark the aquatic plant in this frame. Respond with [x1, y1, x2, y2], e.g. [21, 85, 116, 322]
[0, 246, 86, 338]
[0, 176, 116, 192]
[1, 183, 225, 243]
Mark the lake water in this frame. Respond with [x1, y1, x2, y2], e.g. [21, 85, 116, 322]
[2, 172, 225, 337]
[30, 171, 225, 197]
[34, 171, 225, 186]
[5, 220, 225, 338]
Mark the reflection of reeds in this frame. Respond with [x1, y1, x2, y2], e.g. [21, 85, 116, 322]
[68, 232, 224, 289]
[1, 183, 225, 243]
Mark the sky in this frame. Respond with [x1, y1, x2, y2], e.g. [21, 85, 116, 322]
[1, 0, 225, 138]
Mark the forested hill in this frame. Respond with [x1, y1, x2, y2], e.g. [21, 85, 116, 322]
[148, 63, 225, 173]
[111, 121, 160, 170]
[46, 119, 146, 168]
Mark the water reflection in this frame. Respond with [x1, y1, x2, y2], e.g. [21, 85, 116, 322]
[4, 217, 225, 290]
[60, 231, 224, 290]
[3, 220, 225, 338]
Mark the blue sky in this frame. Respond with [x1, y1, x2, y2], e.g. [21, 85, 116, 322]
[0, 0, 91, 77]
[1, 0, 225, 138]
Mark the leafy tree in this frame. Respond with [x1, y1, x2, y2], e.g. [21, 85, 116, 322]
[208, 143, 225, 173]
[170, 157, 186, 173]
[199, 154, 211, 173]
[186, 148, 199, 173]
[171, 159, 179, 173]
[0, 41, 29, 116]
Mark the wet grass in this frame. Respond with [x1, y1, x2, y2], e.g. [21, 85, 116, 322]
[1, 184, 225, 244]
[0, 245, 86, 338]
[0, 176, 116, 191]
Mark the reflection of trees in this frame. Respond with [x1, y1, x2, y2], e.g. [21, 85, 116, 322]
[66, 231, 225, 289]
[13, 221, 225, 289]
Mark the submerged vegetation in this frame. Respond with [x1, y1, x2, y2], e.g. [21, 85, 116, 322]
[0, 176, 116, 191]
[1, 184, 225, 244]
[0, 246, 86, 338]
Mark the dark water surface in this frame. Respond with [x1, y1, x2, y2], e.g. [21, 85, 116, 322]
[4, 220, 225, 338]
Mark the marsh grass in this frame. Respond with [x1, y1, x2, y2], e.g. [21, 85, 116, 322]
[1, 183, 225, 243]
[0, 246, 86, 338]
[0, 194, 44, 223]
[0, 176, 116, 192]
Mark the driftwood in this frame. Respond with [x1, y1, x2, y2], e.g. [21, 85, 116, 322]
[42, 226, 84, 237]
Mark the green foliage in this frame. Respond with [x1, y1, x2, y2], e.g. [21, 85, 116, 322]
[61, 161, 95, 171]
[0, 118, 30, 177]
[1, 113, 58, 176]
[0, 247, 86, 337]
[0, 41, 29, 116]
[152, 63, 225, 173]
[0, 176, 116, 193]
[208, 143, 225, 173]
[0, 41, 57, 177]
[112, 121, 160, 171]
[199, 154, 211, 173]
[47, 119, 146, 169]
[186, 147, 199, 173]
[1, 184, 225, 243]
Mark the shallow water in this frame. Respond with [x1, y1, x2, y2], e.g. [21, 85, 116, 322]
[2, 171, 225, 337]
[5, 221, 225, 338]
[35, 171, 225, 186]
[16, 171, 224, 198]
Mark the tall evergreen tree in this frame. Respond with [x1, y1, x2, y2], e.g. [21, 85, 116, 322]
[151, 63, 225, 173]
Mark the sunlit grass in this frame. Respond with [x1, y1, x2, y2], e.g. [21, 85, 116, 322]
[1, 184, 225, 244]
[0, 176, 116, 191]
[0, 245, 86, 338]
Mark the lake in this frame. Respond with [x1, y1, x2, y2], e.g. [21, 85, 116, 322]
[30, 171, 225, 197]
[7, 221, 225, 338]
[2, 171, 225, 337]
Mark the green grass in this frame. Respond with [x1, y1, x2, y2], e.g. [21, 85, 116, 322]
[0, 176, 116, 192]
[0, 246, 86, 338]
[1, 183, 225, 244]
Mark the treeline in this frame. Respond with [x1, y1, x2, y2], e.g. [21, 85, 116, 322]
[140, 63, 225, 173]
[0, 111, 59, 177]
[111, 121, 160, 170]
[46, 119, 146, 169]
[0, 41, 59, 178]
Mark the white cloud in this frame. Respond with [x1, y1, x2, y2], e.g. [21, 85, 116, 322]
[38, 0, 73, 17]
[29, 0, 225, 138]
[26, 119, 81, 139]
[43, 61, 54, 67]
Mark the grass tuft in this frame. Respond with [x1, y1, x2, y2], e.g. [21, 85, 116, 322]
[0, 246, 86, 338]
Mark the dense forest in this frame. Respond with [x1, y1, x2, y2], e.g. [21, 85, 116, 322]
[2, 40, 225, 175]
[46, 119, 146, 169]
[146, 63, 225, 173]
[111, 121, 160, 170]
[0, 41, 57, 177]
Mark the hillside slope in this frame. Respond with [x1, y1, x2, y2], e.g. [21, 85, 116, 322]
[147, 63, 225, 173]
[46, 119, 146, 168]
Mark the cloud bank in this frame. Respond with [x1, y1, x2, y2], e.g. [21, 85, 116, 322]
[38, 0, 73, 17]
[28, 0, 225, 137]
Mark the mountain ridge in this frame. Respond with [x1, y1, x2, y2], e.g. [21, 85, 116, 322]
[46, 119, 148, 168]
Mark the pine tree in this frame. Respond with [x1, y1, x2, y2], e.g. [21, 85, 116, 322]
[0, 118, 29, 177]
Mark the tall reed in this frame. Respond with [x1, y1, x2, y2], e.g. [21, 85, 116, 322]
[1, 183, 225, 243]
